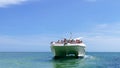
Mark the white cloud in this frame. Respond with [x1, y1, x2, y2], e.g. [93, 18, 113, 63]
[94, 23, 120, 35]
[0, 0, 27, 7]
[0, 35, 54, 46]
[0, 35, 56, 52]
[69, 23, 120, 52]
[82, 23, 120, 52]
[84, 36, 120, 52]
[96, 24, 108, 29]
[1, 23, 120, 52]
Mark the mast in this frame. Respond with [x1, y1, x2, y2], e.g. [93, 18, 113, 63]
[69, 32, 72, 40]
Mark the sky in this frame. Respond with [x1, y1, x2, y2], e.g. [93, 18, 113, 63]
[0, 0, 120, 52]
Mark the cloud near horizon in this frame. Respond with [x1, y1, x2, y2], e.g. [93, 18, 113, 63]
[0, 0, 27, 7]
[0, 23, 120, 52]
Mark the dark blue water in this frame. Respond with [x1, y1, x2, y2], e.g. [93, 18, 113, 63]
[0, 52, 120, 68]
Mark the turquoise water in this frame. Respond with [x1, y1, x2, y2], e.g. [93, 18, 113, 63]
[0, 52, 120, 68]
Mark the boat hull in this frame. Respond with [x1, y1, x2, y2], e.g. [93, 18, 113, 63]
[51, 44, 85, 58]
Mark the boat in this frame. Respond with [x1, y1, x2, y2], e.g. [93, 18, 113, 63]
[50, 37, 86, 58]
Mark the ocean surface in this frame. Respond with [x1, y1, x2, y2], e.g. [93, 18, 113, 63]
[0, 52, 120, 68]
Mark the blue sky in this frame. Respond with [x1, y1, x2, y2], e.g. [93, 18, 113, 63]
[0, 0, 120, 52]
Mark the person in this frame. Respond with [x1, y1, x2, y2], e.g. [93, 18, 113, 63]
[50, 41, 53, 44]
[71, 39, 75, 44]
[57, 40, 60, 43]
[64, 38, 67, 44]
[61, 40, 63, 44]
[80, 40, 83, 43]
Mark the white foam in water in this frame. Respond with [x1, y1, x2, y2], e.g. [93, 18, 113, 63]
[84, 55, 95, 59]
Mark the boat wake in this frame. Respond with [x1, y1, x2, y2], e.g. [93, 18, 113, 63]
[84, 55, 95, 60]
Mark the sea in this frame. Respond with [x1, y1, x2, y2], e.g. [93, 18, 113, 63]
[0, 52, 120, 68]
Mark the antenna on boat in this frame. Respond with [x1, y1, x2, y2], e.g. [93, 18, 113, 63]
[69, 32, 72, 40]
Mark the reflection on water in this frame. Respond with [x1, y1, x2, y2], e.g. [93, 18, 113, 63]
[51, 55, 99, 68]
[52, 57, 88, 68]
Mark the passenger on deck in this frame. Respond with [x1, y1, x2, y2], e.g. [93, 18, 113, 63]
[64, 38, 67, 44]
[61, 40, 64, 44]
[71, 39, 75, 44]
[80, 40, 83, 43]
[56, 40, 60, 43]
[68, 39, 71, 43]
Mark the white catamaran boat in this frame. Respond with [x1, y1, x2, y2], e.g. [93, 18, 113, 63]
[50, 37, 86, 58]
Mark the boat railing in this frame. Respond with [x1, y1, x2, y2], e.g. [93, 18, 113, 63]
[51, 39, 83, 44]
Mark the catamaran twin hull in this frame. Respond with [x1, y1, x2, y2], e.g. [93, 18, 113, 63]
[51, 44, 86, 58]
